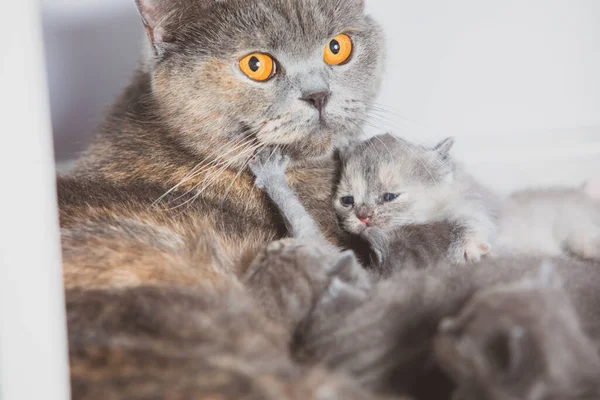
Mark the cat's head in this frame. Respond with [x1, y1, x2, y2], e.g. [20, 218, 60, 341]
[135, 0, 384, 165]
[334, 134, 455, 236]
[434, 265, 600, 400]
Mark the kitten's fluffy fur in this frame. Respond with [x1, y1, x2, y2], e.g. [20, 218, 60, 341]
[496, 186, 600, 260]
[250, 146, 600, 399]
[334, 134, 498, 266]
[294, 256, 600, 399]
[435, 265, 600, 400]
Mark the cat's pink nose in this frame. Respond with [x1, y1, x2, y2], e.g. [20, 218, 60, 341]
[356, 210, 373, 225]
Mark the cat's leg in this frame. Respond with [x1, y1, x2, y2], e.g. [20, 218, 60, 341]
[249, 148, 327, 244]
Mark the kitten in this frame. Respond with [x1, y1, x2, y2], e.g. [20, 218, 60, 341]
[294, 256, 600, 400]
[67, 285, 397, 400]
[335, 133, 497, 267]
[248, 150, 372, 322]
[435, 265, 600, 400]
[496, 185, 600, 261]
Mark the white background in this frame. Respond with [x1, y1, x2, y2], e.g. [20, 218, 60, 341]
[42, 0, 600, 193]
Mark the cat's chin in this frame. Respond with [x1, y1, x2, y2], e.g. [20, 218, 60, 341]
[281, 133, 336, 161]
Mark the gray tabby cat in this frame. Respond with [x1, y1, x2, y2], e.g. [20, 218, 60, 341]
[334, 133, 498, 269]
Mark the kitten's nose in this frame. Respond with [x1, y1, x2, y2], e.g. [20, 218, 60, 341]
[301, 90, 330, 113]
[356, 207, 374, 224]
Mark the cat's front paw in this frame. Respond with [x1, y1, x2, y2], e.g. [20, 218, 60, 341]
[249, 148, 290, 189]
[449, 237, 492, 265]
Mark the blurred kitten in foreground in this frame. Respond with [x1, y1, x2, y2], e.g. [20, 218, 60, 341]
[435, 264, 600, 400]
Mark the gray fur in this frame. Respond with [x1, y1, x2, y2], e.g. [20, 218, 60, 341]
[248, 148, 372, 323]
[496, 187, 600, 261]
[133, 0, 385, 163]
[294, 256, 600, 399]
[435, 265, 600, 400]
[334, 134, 498, 267]
[249, 149, 327, 244]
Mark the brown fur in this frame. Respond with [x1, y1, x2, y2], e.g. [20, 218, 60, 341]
[59, 73, 344, 291]
[67, 285, 398, 400]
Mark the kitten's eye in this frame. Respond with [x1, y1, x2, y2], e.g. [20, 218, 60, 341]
[383, 193, 400, 202]
[324, 34, 353, 66]
[340, 196, 355, 207]
[239, 53, 276, 82]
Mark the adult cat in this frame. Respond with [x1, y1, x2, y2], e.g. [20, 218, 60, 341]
[59, 0, 384, 290]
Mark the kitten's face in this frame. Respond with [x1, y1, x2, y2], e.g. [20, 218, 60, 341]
[138, 0, 384, 165]
[334, 134, 455, 235]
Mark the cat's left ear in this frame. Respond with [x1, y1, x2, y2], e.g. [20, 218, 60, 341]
[135, 0, 176, 55]
[433, 137, 455, 159]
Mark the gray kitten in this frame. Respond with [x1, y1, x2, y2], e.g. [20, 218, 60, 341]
[295, 256, 600, 399]
[435, 264, 600, 400]
[496, 185, 600, 261]
[334, 133, 498, 267]
[250, 134, 497, 276]
[248, 149, 372, 325]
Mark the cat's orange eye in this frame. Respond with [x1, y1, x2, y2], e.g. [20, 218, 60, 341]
[324, 33, 353, 66]
[239, 53, 276, 82]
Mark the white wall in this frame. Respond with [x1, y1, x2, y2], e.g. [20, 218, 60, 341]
[365, 0, 600, 192]
[1, 1, 70, 399]
[43, 0, 600, 192]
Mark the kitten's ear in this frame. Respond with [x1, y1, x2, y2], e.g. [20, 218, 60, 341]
[327, 250, 360, 279]
[135, 0, 175, 54]
[433, 137, 455, 159]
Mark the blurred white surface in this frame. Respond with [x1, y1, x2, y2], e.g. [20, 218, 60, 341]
[1, 1, 70, 399]
[43, 0, 600, 192]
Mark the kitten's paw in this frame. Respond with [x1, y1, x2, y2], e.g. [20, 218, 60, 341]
[449, 239, 492, 265]
[249, 148, 290, 189]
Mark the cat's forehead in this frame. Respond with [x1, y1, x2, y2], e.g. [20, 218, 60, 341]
[345, 143, 438, 187]
[173, 0, 367, 56]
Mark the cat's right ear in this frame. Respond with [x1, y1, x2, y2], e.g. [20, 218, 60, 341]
[135, 0, 175, 55]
